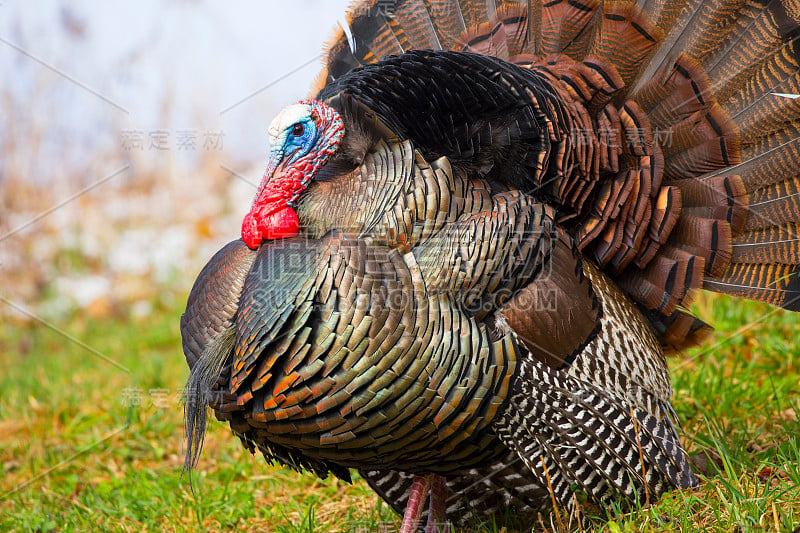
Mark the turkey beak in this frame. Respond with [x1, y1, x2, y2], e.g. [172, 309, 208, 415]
[252, 155, 281, 207]
[249, 154, 295, 212]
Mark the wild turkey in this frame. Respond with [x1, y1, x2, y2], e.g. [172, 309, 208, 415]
[182, 0, 800, 529]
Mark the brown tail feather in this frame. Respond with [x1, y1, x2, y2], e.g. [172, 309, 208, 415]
[637, 0, 687, 40]
[661, 244, 706, 292]
[425, 0, 469, 50]
[454, 0, 491, 30]
[523, 0, 543, 56]
[636, 0, 750, 92]
[745, 176, 800, 230]
[540, 0, 599, 59]
[732, 224, 800, 264]
[312, 32, 361, 96]
[672, 175, 748, 233]
[391, 0, 444, 49]
[610, 199, 652, 272]
[588, 1, 664, 92]
[634, 55, 712, 127]
[663, 136, 742, 180]
[496, 3, 532, 57]
[582, 57, 625, 113]
[706, 1, 800, 107]
[648, 186, 682, 245]
[661, 104, 737, 158]
[316, 0, 800, 347]
[669, 214, 732, 277]
[727, 74, 800, 144]
[619, 254, 685, 316]
[705, 263, 800, 310]
[461, 19, 512, 58]
[659, 310, 713, 352]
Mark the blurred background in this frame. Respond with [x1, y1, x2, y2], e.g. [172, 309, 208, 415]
[0, 0, 351, 319]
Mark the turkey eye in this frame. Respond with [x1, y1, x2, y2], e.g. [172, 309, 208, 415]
[291, 123, 305, 137]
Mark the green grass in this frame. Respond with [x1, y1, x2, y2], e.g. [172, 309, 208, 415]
[1, 292, 798, 532]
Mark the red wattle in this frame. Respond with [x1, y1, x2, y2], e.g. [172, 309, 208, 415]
[241, 212, 262, 249]
[241, 194, 301, 248]
[242, 165, 307, 248]
[258, 205, 299, 240]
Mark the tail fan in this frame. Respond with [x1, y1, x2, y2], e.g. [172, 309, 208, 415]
[313, 0, 800, 347]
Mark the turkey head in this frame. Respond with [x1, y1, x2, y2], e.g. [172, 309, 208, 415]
[241, 99, 345, 248]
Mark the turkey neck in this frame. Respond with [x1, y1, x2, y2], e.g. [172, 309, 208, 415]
[295, 170, 373, 238]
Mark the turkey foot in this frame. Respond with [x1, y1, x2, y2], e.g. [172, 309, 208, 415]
[400, 474, 450, 533]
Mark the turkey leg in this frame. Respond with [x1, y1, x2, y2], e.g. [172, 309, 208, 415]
[426, 474, 449, 533]
[400, 474, 449, 533]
